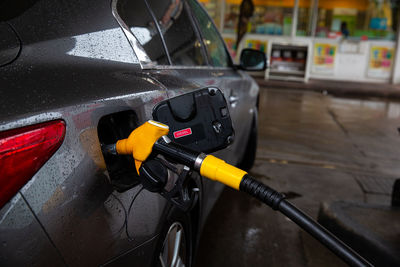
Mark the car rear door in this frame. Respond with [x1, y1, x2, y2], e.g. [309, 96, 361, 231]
[117, 0, 257, 220]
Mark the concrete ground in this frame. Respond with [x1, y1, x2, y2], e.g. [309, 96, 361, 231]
[195, 87, 400, 266]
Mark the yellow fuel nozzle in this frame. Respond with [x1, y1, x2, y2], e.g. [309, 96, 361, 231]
[115, 120, 169, 173]
[113, 120, 247, 189]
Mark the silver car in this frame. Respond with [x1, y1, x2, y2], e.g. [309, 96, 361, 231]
[0, 0, 263, 265]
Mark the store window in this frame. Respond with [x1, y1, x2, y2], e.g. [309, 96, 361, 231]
[316, 0, 399, 40]
[297, 0, 313, 36]
[223, 1, 240, 33]
[221, 0, 296, 36]
[250, 1, 295, 36]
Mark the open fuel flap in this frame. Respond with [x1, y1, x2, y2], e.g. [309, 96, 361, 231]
[97, 87, 234, 193]
[97, 110, 140, 192]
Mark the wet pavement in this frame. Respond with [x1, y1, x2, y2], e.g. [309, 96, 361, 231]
[194, 88, 400, 266]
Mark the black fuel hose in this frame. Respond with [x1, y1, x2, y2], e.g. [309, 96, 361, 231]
[240, 175, 372, 267]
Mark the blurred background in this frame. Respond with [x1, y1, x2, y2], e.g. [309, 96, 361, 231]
[200, 0, 400, 84]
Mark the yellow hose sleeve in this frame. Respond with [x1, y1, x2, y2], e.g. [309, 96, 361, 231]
[200, 155, 247, 190]
[116, 120, 169, 173]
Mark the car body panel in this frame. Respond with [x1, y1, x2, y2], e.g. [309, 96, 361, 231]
[0, 22, 20, 67]
[0, 194, 65, 265]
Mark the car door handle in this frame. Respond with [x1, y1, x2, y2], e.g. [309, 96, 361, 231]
[229, 95, 239, 106]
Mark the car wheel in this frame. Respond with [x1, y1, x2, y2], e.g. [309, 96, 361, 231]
[156, 206, 193, 267]
[238, 113, 258, 171]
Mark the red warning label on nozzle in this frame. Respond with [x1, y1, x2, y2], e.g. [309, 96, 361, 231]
[173, 128, 192, 139]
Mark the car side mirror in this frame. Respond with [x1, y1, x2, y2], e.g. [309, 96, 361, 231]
[239, 48, 267, 71]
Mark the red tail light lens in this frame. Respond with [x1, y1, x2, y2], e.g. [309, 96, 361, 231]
[0, 120, 66, 208]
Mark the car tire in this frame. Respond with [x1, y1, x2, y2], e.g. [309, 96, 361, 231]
[238, 113, 258, 171]
[154, 205, 193, 267]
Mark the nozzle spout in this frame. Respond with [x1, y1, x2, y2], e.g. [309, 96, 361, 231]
[102, 144, 117, 155]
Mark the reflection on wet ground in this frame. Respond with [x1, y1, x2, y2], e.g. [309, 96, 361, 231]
[195, 88, 400, 267]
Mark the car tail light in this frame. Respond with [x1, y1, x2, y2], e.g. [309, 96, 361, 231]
[0, 120, 66, 208]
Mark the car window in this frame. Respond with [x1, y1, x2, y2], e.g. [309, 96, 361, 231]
[187, 0, 231, 68]
[116, 0, 169, 65]
[146, 0, 206, 66]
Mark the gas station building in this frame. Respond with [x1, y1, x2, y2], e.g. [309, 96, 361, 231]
[200, 0, 400, 84]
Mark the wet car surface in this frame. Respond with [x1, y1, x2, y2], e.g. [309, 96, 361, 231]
[0, 0, 261, 265]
